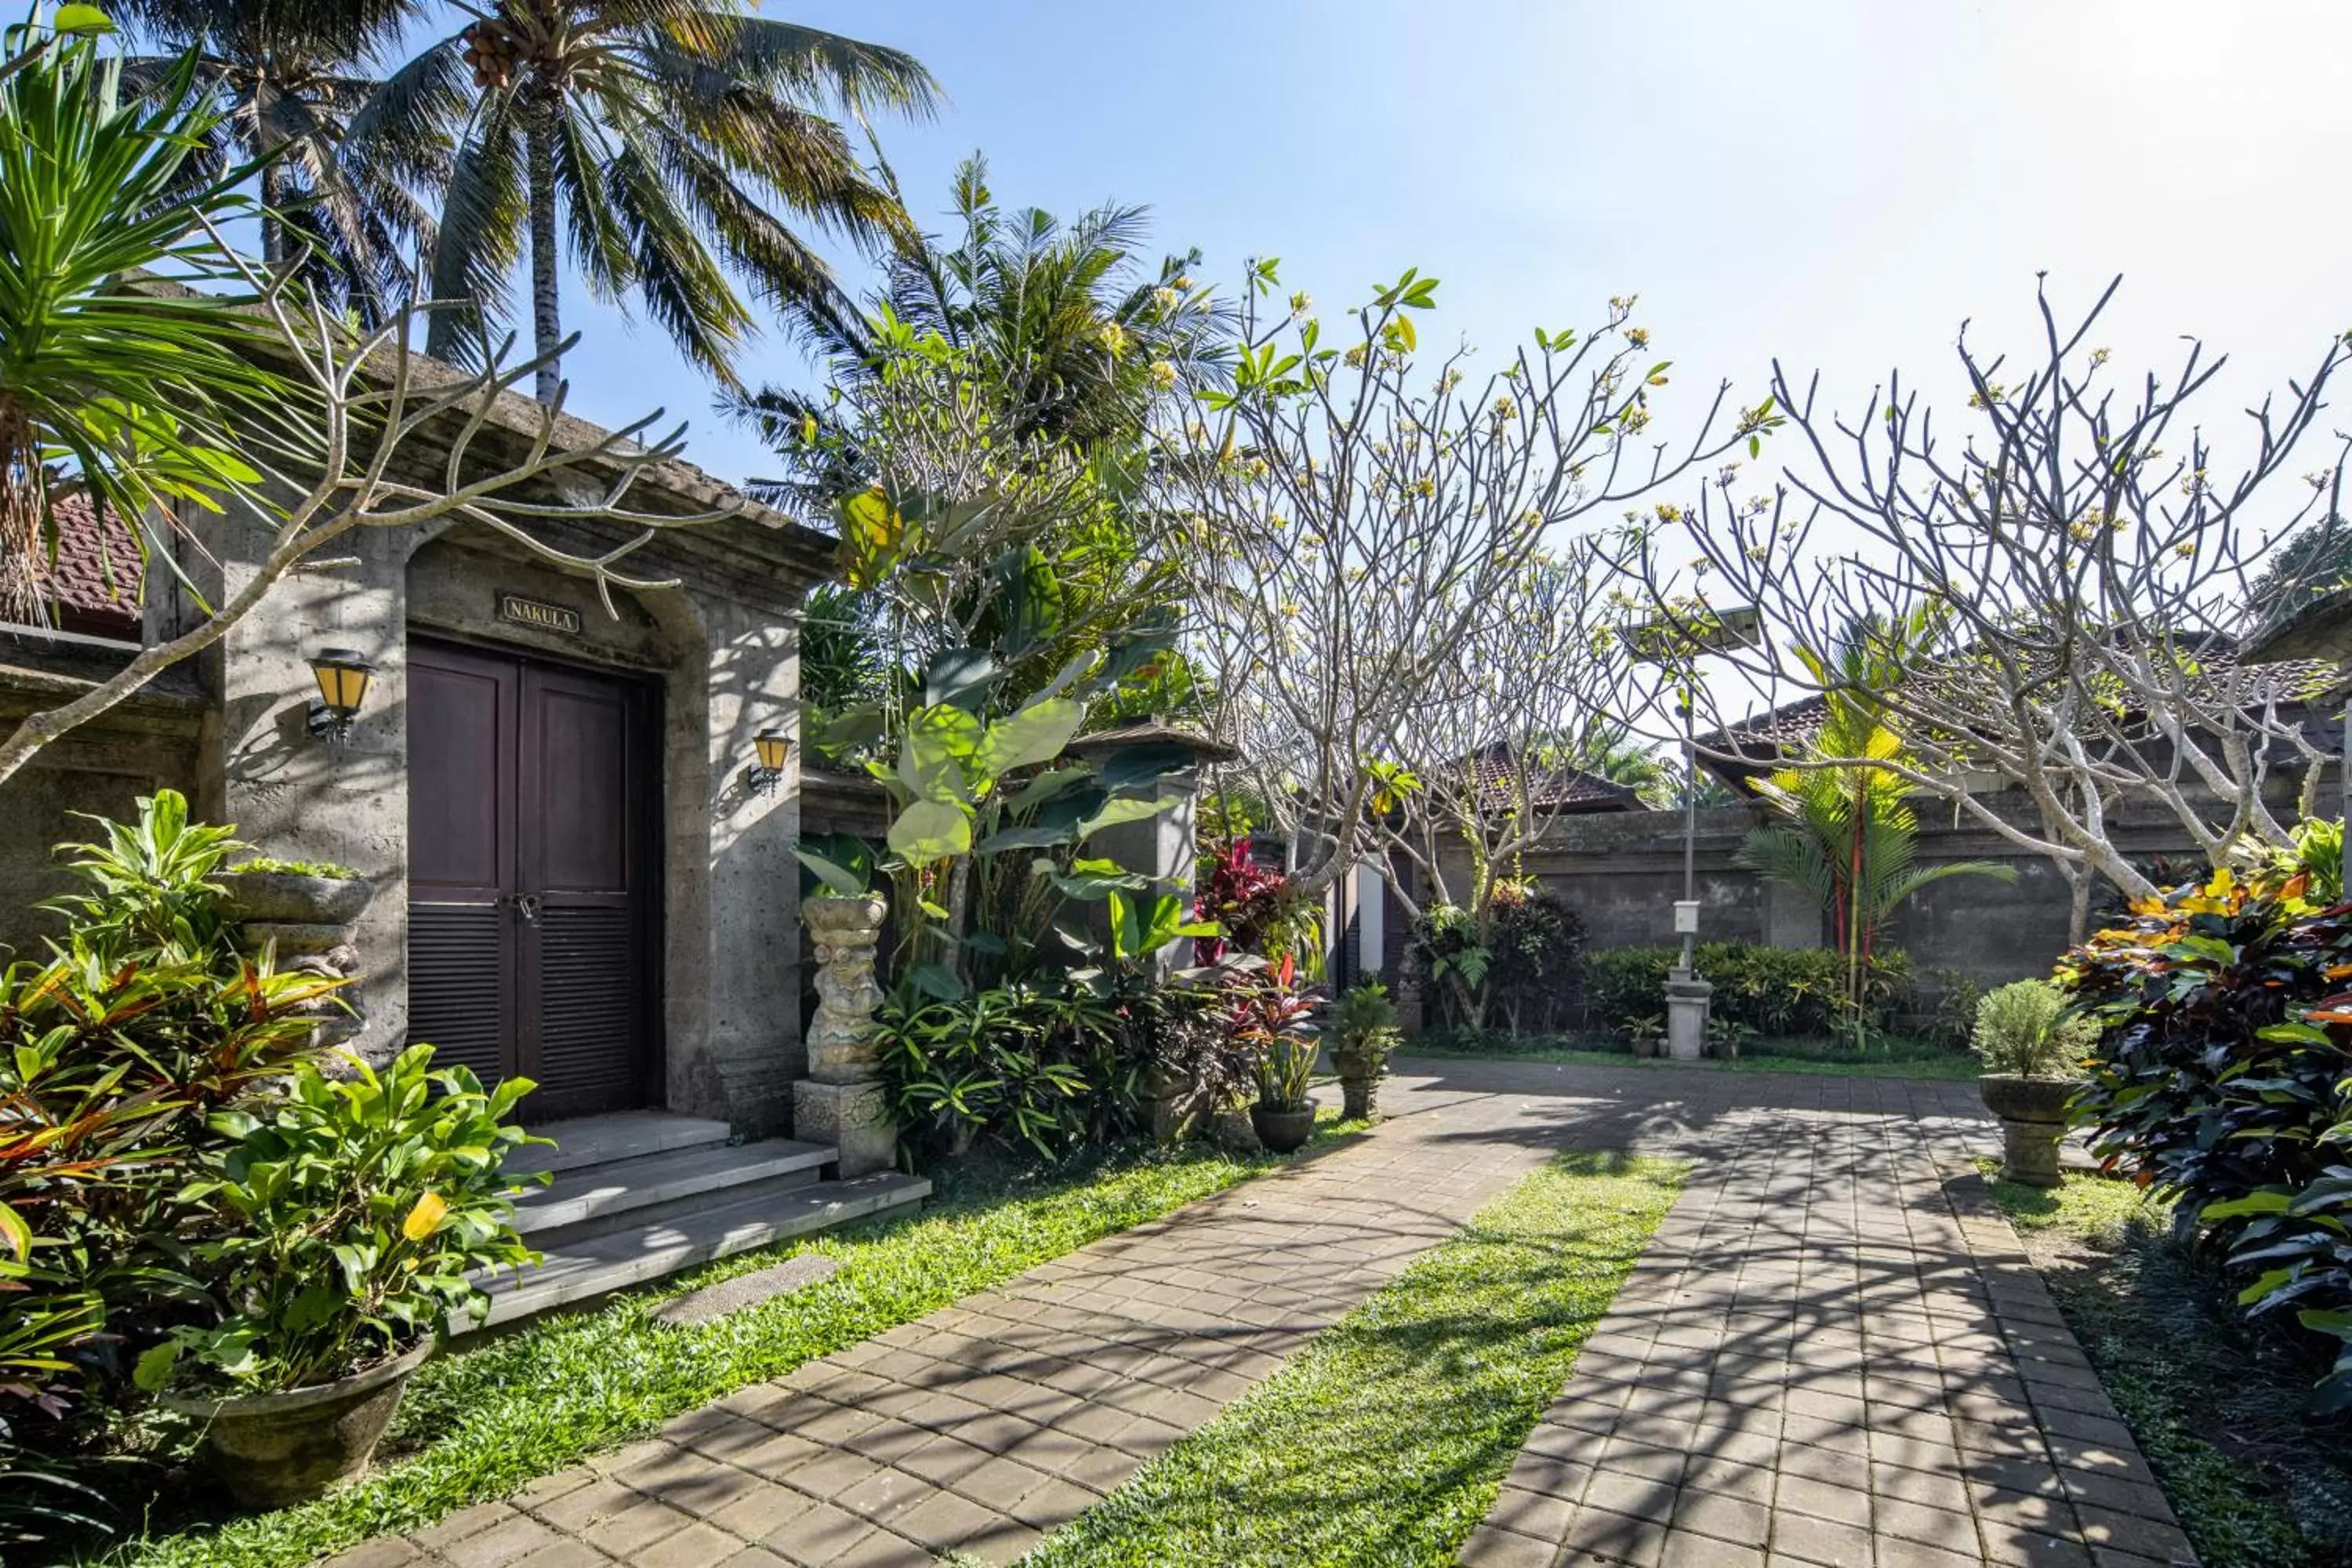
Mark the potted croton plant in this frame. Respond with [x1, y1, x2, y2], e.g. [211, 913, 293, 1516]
[1972, 978, 2099, 1188]
[1239, 958, 1320, 1152]
[141, 1045, 544, 1507]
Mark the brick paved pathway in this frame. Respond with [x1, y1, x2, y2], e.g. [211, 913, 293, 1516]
[325, 1060, 2194, 1568]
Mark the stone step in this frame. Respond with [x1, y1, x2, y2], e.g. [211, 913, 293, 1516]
[477, 1170, 931, 1329]
[512, 1109, 735, 1177]
[509, 1138, 837, 1247]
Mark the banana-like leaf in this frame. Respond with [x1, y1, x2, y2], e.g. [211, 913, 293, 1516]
[1094, 741, 1196, 797]
[900, 705, 982, 803]
[924, 647, 1002, 712]
[975, 698, 1083, 779]
[795, 848, 869, 897]
[1080, 796, 1170, 840]
[1002, 766, 1091, 814]
[907, 963, 965, 1001]
[975, 824, 1074, 853]
[887, 799, 973, 862]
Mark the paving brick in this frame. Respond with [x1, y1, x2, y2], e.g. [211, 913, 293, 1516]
[299, 1065, 2177, 1568]
[442, 1515, 562, 1568]
[323, 1541, 428, 1568]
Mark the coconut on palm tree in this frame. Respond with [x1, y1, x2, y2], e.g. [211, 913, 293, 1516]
[383, 0, 936, 402]
[121, 0, 438, 324]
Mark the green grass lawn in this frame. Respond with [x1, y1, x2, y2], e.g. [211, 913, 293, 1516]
[1981, 1162, 2352, 1566]
[1405, 1029, 1979, 1080]
[1017, 1151, 1689, 1567]
[103, 1130, 1363, 1568]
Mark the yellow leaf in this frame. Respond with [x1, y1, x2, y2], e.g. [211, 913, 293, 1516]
[402, 1191, 448, 1241]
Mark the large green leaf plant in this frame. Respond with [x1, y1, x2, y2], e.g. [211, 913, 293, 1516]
[799, 639, 1206, 999]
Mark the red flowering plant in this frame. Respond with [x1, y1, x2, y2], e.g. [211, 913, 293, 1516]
[1229, 954, 1320, 1112]
[1192, 839, 1285, 964]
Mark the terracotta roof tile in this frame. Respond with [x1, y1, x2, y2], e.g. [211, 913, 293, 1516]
[1461, 745, 1644, 814]
[31, 495, 143, 637]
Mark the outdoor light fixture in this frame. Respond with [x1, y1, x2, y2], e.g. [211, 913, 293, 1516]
[306, 648, 377, 744]
[745, 730, 793, 795]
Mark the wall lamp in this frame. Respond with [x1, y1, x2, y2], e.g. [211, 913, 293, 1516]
[306, 648, 377, 744]
[745, 730, 793, 795]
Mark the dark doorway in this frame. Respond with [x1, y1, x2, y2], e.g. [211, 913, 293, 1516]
[406, 638, 659, 1121]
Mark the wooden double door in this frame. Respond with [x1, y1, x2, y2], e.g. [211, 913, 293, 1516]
[405, 639, 658, 1122]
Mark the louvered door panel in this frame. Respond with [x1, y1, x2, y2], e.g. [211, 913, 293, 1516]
[534, 906, 638, 1109]
[517, 659, 652, 1120]
[407, 906, 509, 1088]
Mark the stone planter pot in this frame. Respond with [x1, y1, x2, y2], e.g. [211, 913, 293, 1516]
[1251, 1102, 1316, 1153]
[217, 870, 371, 926]
[163, 1337, 433, 1508]
[1980, 1074, 2077, 1189]
[1331, 1057, 1385, 1120]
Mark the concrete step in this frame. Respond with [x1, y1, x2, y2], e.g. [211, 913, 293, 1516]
[510, 1138, 837, 1247]
[514, 1109, 733, 1177]
[478, 1170, 931, 1329]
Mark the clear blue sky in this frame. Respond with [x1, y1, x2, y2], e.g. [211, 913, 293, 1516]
[541, 0, 2352, 511]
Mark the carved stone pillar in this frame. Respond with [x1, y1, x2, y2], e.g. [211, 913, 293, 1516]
[793, 892, 896, 1175]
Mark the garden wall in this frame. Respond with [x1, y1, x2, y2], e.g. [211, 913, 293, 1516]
[0, 633, 204, 960]
[1432, 782, 2331, 992]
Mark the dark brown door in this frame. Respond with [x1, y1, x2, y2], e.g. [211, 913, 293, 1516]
[407, 640, 655, 1121]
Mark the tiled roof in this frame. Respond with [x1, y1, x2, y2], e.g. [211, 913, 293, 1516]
[1699, 644, 2339, 777]
[30, 495, 143, 638]
[1460, 745, 1644, 814]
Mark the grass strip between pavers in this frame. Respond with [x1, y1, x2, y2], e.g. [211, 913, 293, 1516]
[1980, 1160, 2352, 1567]
[105, 1134, 1357, 1568]
[1014, 1150, 1690, 1568]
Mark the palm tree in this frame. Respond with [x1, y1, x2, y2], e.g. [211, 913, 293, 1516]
[120, 0, 440, 325]
[384, 0, 936, 402]
[735, 154, 1231, 509]
[0, 14, 285, 625]
[1736, 614, 2016, 1019]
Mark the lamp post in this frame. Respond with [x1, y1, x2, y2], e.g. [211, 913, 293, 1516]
[1627, 606, 1762, 1059]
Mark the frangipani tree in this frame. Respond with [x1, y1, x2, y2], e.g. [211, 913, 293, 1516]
[1616, 277, 2352, 939]
[1364, 539, 1653, 1025]
[1163, 261, 1777, 898]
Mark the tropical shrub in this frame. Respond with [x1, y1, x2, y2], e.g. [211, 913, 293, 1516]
[2060, 864, 2352, 1406]
[1192, 838, 1320, 971]
[871, 971, 1229, 1163]
[1969, 980, 2096, 1078]
[1328, 982, 1402, 1077]
[1923, 967, 1985, 1051]
[1235, 959, 1317, 1113]
[139, 1047, 542, 1396]
[1580, 942, 1911, 1040]
[1485, 888, 1588, 1033]
[1, 792, 337, 1542]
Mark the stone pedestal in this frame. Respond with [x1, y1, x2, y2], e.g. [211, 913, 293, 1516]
[220, 869, 369, 1047]
[795, 893, 897, 1176]
[1664, 969, 1712, 1062]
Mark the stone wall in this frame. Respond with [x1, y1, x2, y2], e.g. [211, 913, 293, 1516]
[0, 633, 203, 959]
[1454, 784, 2326, 989]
